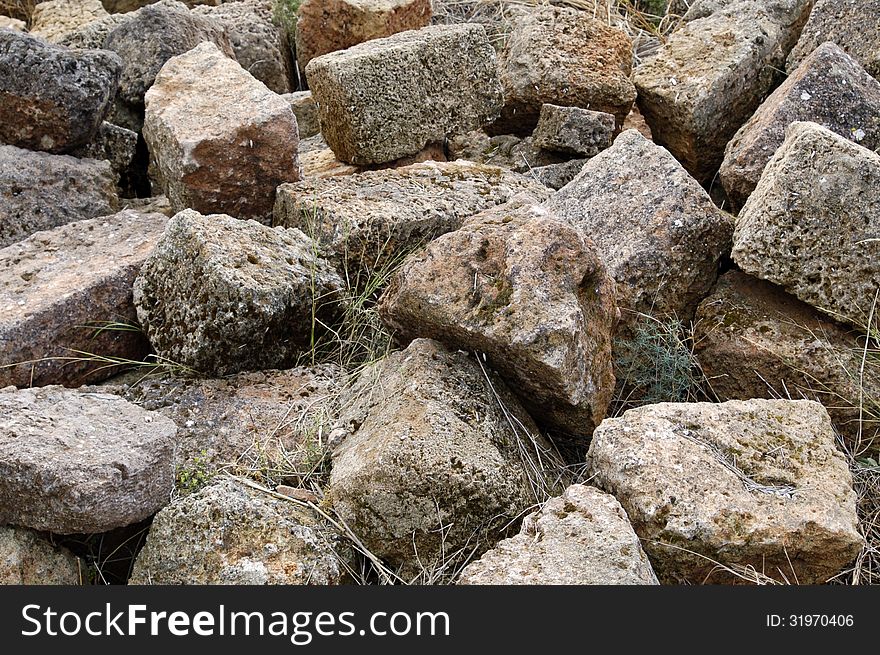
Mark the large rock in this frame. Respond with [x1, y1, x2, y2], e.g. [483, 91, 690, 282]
[143, 41, 301, 222]
[57, 13, 129, 49]
[102, 0, 235, 107]
[30, 0, 109, 43]
[282, 91, 320, 138]
[0, 210, 165, 389]
[129, 477, 349, 584]
[98, 364, 344, 479]
[731, 121, 880, 328]
[634, 2, 813, 182]
[295, 0, 432, 72]
[494, 6, 635, 134]
[0, 145, 119, 248]
[70, 121, 140, 195]
[586, 399, 863, 584]
[133, 209, 344, 377]
[305, 24, 503, 165]
[787, 0, 880, 78]
[693, 270, 880, 448]
[193, 0, 292, 94]
[531, 104, 615, 157]
[0, 29, 122, 153]
[329, 338, 558, 578]
[544, 130, 732, 326]
[273, 160, 550, 276]
[458, 484, 659, 585]
[0, 386, 177, 534]
[379, 202, 617, 437]
[721, 42, 880, 211]
[0, 526, 81, 585]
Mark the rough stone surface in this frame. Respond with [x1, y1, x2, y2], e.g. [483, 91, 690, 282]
[129, 477, 349, 584]
[732, 121, 880, 328]
[133, 209, 344, 377]
[531, 158, 588, 190]
[446, 130, 567, 172]
[586, 399, 864, 584]
[544, 130, 733, 326]
[70, 121, 139, 194]
[0, 17, 26, 31]
[329, 338, 557, 577]
[531, 104, 615, 157]
[30, 0, 109, 43]
[297, 135, 362, 178]
[0, 386, 177, 534]
[634, 3, 812, 181]
[0, 29, 122, 153]
[57, 13, 129, 49]
[458, 485, 659, 585]
[102, 0, 235, 107]
[274, 160, 550, 275]
[0, 210, 166, 388]
[787, 0, 880, 78]
[0, 145, 119, 248]
[694, 270, 880, 447]
[295, 0, 432, 71]
[721, 42, 880, 211]
[305, 24, 503, 165]
[97, 364, 343, 477]
[379, 202, 617, 437]
[282, 91, 320, 138]
[495, 6, 635, 133]
[0, 526, 81, 585]
[193, 0, 292, 94]
[143, 41, 301, 222]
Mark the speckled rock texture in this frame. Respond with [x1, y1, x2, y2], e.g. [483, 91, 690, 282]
[129, 477, 350, 584]
[329, 338, 559, 579]
[531, 158, 588, 190]
[305, 24, 503, 165]
[458, 484, 659, 585]
[0, 526, 81, 585]
[282, 91, 320, 138]
[0, 144, 119, 248]
[0, 210, 165, 388]
[57, 13, 129, 49]
[0, 386, 177, 534]
[693, 270, 880, 448]
[586, 399, 864, 584]
[495, 6, 635, 133]
[531, 104, 615, 157]
[143, 41, 301, 222]
[0, 29, 122, 153]
[379, 202, 618, 438]
[731, 121, 880, 328]
[273, 160, 550, 276]
[787, 0, 880, 78]
[70, 121, 139, 194]
[295, 0, 432, 72]
[544, 130, 732, 327]
[29, 0, 109, 43]
[721, 42, 880, 211]
[133, 209, 344, 376]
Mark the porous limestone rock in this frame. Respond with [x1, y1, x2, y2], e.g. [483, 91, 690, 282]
[531, 104, 616, 157]
[0, 526, 81, 585]
[29, 0, 109, 43]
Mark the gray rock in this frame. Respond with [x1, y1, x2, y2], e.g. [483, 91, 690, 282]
[0, 144, 119, 248]
[143, 41, 301, 222]
[586, 399, 864, 584]
[379, 202, 618, 437]
[634, 2, 812, 181]
[731, 121, 880, 328]
[787, 0, 880, 78]
[282, 91, 320, 138]
[57, 13, 129, 49]
[721, 42, 880, 211]
[70, 121, 139, 194]
[544, 130, 733, 327]
[494, 6, 635, 134]
[0, 210, 165, 388]
[0, 29, 122, 153]
[531, 104, 615, 157]
[102, 0, 235, 107]
[329, 338, 559, 578]
[192, 0, 292, 94]
[133, 209, 344, 377]
[0, 526, 81, 585]
[0, 385, 177, 534]
[446, 131, 567, 172]
[273, 160, 551, 277]
[305, 23, 503, 165]
[530, 158, 588, 190]
[129, 477, 350, 584]
[693, 270, 880, 448]
[458, 485, 659, 585]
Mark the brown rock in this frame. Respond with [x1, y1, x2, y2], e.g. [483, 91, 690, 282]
[0, 526, 81, 585]
[30, 0, 109, 43]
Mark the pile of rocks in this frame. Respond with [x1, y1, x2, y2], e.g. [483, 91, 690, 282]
[1, 0, 877, 586]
